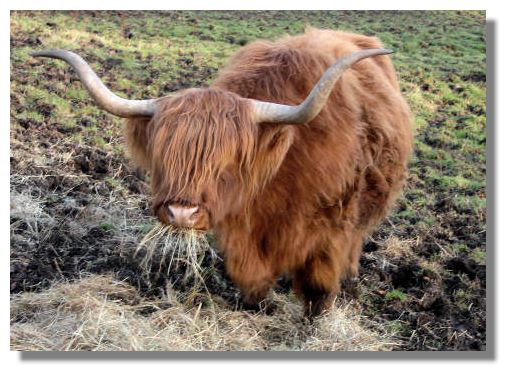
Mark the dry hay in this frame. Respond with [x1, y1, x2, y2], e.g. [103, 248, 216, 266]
[10, 275, 398, 351]
[135, 224, 216, 284]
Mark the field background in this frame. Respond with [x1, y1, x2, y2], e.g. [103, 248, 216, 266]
[10, 10, 486, 351]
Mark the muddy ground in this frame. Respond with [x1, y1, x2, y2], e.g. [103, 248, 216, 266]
[10, 10, 486, 351]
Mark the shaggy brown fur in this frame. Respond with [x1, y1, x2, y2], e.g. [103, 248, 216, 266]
[125, 28, 413, 317]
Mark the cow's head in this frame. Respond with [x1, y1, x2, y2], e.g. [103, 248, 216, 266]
[31, 48, 390, 230]
[148, 88, 259, 231]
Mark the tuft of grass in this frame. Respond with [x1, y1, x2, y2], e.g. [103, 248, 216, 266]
[99, 223, 115, 232]
[384, 289, 408, 303]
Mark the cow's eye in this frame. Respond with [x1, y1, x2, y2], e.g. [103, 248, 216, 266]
[218, 172, 231, 185]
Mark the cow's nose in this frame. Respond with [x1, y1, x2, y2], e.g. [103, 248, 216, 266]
[168, 205, 199, 228]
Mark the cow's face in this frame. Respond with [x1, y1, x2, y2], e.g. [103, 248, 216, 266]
[152, 161, 245, 231]
[147, 89, 296, 231]
[148, 89, 258, 231]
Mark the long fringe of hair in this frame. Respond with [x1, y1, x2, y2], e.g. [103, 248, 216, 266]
[148, 88, 258, 204]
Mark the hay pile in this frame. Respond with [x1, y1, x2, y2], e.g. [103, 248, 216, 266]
[10, 275, 397, 351]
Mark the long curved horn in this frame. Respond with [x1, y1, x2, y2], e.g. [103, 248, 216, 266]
[251, 48, 392, 124]
[30, 49, 158, 118]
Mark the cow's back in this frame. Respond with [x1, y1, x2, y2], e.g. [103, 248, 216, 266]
[214, 28, 412, 275]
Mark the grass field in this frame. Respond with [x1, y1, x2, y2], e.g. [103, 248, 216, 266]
[10, 10, 486, 351]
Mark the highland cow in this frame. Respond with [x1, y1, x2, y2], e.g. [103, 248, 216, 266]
[32, 28, 413, 318]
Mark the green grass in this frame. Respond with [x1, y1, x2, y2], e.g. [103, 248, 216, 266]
[384, 289, 408, 303]
[99, 223, 115, 232]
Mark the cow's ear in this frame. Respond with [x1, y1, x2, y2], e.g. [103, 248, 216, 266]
[124, 117, 152, 171]
[253, 125, 296, 187]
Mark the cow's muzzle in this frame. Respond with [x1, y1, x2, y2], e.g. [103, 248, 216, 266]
[166, 204, 210, 230]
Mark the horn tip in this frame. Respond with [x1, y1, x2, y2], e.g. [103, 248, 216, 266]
[29, 50, 52, 58]
[29, 49, 66, 58]
[382, 48, 394, 55]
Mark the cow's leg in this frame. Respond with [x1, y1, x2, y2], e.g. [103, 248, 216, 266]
[224, 251, 275, 311]
[293, 247, 346, 319]
[239, 280, 276, 313]
[339, 233, 365, 297]
[347, 232, 365, 279]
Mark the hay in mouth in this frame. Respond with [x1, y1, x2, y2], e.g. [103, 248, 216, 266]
[135, 224, 217, 283]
